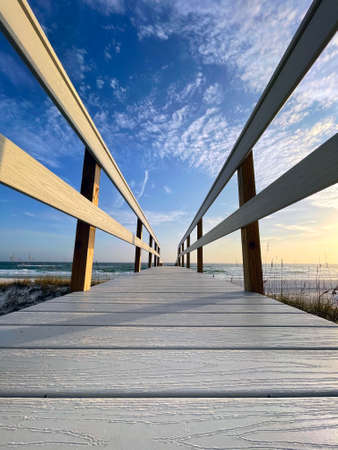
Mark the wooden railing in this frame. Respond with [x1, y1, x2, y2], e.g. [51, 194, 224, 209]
[0, 0, 160, 291]
[177, 0, 338, 293]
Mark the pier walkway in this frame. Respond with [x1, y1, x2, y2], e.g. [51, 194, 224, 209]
[1, 266, 338, 448]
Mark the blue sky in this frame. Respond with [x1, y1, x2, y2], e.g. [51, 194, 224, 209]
[0, 0, 337, 263]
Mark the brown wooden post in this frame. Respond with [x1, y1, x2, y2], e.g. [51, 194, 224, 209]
[71, 149, 101, 292]
[181, 243, 185, 267]
[197, 218, 203, 273]
[154, 243, 157, 267]
[186, 235, 190, 268]
[237, 151, 264, 294]
[134, 218, 143, 272]
[148, 235, 153, 268]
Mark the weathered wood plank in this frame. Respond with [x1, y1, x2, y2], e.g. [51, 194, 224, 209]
[1, 325, 338, 349]
[0, 311, 334, 326]
[1, 397, 338, 449]
[0, 135, 159, 256]
[1, 349, 338, 396]
[178, 0, 338, 246]
[0, 0, 159, 245]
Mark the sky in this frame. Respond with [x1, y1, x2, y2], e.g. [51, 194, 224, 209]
[0, 0, 337, 264]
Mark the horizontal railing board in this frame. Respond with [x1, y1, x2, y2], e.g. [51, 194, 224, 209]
[2, 325, 338, 349]
[0, 135, 159, 256]
[178, 0, 338, 247]
[1, 398, 338, 448]
[0, 312, 334, 327]
[1, 349, 338, 396]
[0, 0, 158, 246]
[180, 134, 338, 256]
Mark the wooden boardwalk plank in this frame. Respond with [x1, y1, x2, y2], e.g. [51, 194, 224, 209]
[2, 325, 338, 349]
[0, 266, 337, 449]
[1, 397, 338, 449]
[1, 349, 338, 396]
[0, 311, 332, 326]
[24, 301, 302, 313]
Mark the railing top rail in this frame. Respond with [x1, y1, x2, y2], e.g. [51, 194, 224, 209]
[0, 0, 159, 246]
[0, 134, 160, 257]
[179, 134, 338, 257]
[178, 0, 337, 248]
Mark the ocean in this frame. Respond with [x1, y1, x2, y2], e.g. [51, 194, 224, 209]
[1, 261, 337, 295]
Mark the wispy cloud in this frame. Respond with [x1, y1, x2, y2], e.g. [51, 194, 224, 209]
[63, 47, 91, 83]
[107, 207, 188, 227]
[0, 51, 35, 87]
[96, 78, 104, 89]
[138, 170, 149, 199]
[110, 77, 127, 102]
[163, 185, 172, 194]
[83, 0, 125, 15]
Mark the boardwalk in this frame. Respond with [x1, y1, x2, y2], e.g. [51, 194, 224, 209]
[1, 266, 338, 448]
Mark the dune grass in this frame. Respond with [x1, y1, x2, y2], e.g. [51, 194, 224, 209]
[270, 293, 338, 324]
[0, 277, 102, 290]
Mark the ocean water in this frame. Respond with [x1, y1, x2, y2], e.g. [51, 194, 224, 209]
[1, 261, 337, 288]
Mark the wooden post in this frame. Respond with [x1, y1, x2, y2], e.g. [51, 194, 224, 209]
[158, 247, 160, 266]
[71, 149, 101, 292]
[134, 218, 143, 273]
[197, 218, 203, 273]
[154, 243, 157, 267]
[186, 235, 190, 268]
[237, 151, 264, 294]
[181, 243, 185, 267]
[177, 248, 180, 266]
[148, 235, 153, 268]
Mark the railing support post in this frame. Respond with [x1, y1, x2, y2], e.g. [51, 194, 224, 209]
[134, 218, 143, 272]
[158, 247, 160, 266]
[154, 243, 157, 267]
[186, 235, 190, 268]
[148, 235, 153, 268]
[237, 151, 264, 294]
[71, 149, 101, 292]
[197, 218, 203, 273]
[181, 243, 185, 267]
[177, 248, 180, 266]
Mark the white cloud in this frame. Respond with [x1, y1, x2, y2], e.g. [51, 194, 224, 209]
[83, 0, 124, 15]
[163, 185, 172, 194]
[24, 212, 35, 217]
[110, 77, 127, 101]
[107, 207, 188, 227]
[114, 112, 136, 129]
[203, 83, 223, 105]
[0, 95, 82, 168]
[274, 223, 317, 233]
[96, 78, 104, 89]
[145, 209, 187, 226]
[134, 0, 311, 93]
[138, 170, 149, 199]
[63, 47, 90, 82]
[307, 185, 338, 211]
